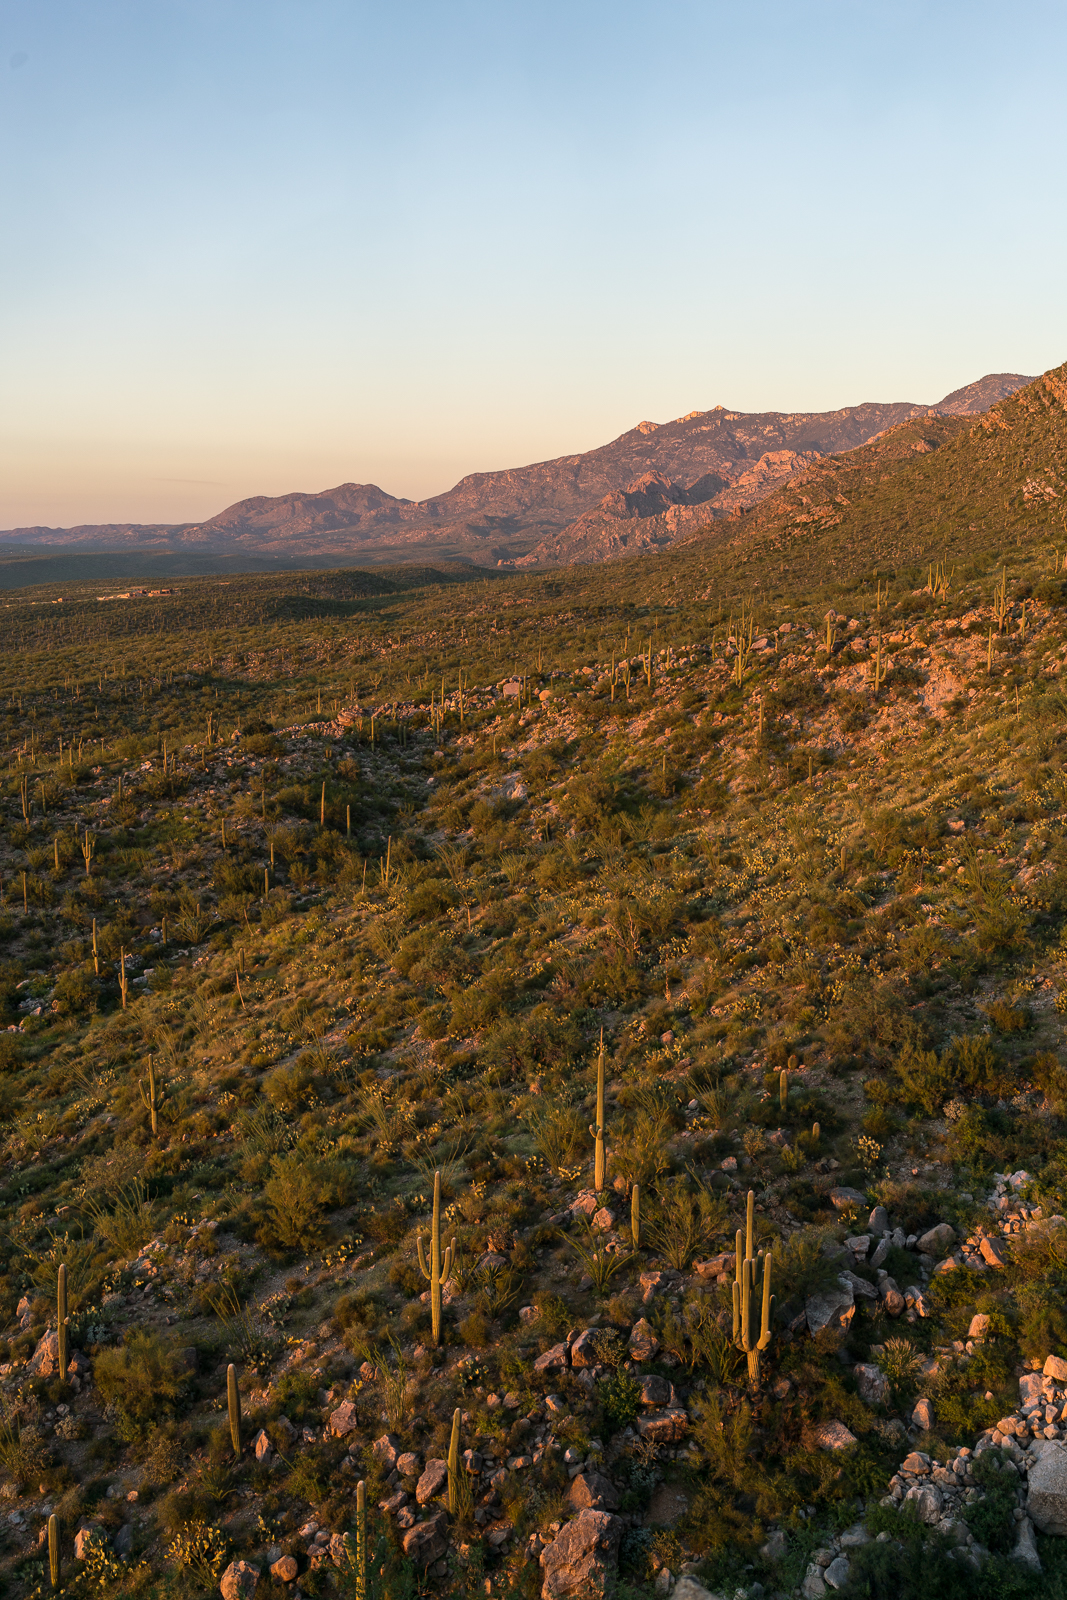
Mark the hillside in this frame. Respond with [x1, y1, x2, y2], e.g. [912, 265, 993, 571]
[0, 373, 1032, 572]
[4, 365, 1067, 1600]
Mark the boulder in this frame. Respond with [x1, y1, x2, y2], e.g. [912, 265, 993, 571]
[628, 1319, 659, 1361]
[830, 1187, 867, 1211]
[371, 1433, 401, 1469]
[969, 1314, 992, 1339]
[74, 1526, 104, 1561]
[415, 1459, 448, 1504]
[672, 1582, 722, 1600]
[1045, 1355, 1067, 1382]
[253, 1429, 272, 1465]
[1020, 1373, 1045, 1405]
[220, 1562, 260, 1600]
[801, 1565, 827, 1598]
[569, 1330, 598, 1368]
[868, 1205, 890, 1234]
[402, 1512, 448, 1565]
[853, 1364, 889, 1406]
[811, 1421, 857, 1450]
[904, 1484, 943, 1524]
[911, 1396, 935, 1430]
[916, 1223, 956, 1259]
[328, 1401, 359, 1438]
[567, 1471, 619, 1511]
[806, 1279, 855, 1336]
[639, 1375, 673, 1407]
[823, 1555, 851, 1590]
[883, 1287, 905, 1317]
[760, 1529, 788, 1562]
[636, 1409, 688, 1444]
[540, 1509, 623, 1599]
[270, 1555, 298, 1582]
[1012, 1515, 1042, 1573]
[592, 1208, 615, 1231]
[533, 1341, 571, 1374]
[980, 1237, 1009, 1268]
[1027, 1441, 1067, 1534]
[27, 1329, 66, 1379]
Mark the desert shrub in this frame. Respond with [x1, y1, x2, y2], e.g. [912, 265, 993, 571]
[94, 1328, 184, 1436]
[645, 1176, 728, 1270]
[895, 1033, 1011, 1113]
[479, 1006, 583, 1085]
[598, 1369, 641, 1429]
[257, 1152, 329, 1252]
[262, 1055, 316, 1113]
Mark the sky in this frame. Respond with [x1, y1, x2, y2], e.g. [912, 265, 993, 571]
[2, 1, 1066, 529]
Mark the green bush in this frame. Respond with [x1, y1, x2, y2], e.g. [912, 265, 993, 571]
[94, 1329, 185, 1436]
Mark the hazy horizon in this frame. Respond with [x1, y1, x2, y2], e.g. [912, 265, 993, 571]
[3, 1, 1066, 529]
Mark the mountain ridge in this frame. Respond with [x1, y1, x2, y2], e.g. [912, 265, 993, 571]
[0, 372, 1033, 566]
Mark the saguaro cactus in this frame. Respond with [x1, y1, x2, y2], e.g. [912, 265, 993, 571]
[732, 1190, 774, 1388]
[447, 1407, 461, 1515]
[354, 1480, 367, 1599]
[631, 1183, 641, 1249]
[118, 947, 129, 1010]
[589, 1031, 607, 1193]
[57, 1264, 68, 1380]
[48, 1514, 60, 1590]
[139, 1055, 166, 1137]
[227, 1363, 242, 1456]
[417, 1169, 456, 1347]
[779, 1068, 788, 1111]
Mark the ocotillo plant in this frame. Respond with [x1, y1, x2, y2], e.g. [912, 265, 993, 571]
[732, 1190, 774, 1388]
[589, 1030, 607, 1193]
[354, 1480, 367, 1600]
[48, 1513, 60, 1590]
[447, 1407, 461, 1515]
[631, 1183, 641, 1249]
[416, 1169, 456, 1347]
[227, 1363, 241, 1456]
[139, 1055, 166, 1137]
[57, 1264, 68, 1380]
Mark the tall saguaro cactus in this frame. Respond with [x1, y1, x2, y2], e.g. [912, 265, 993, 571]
[589, 1031, 607, 1194]
[57, 1265, 68, 1381]
[631, 1183, 641, 1250]
[417, 1169, 456, 1348]
[354, 1480, 367, 1600]
[48, 1514, 60, 1590]
[139, 1055, 166, 1137]
[732, 1190, 774, 1388]
[447, 1407, 461, 1515]
[227, 1363, 242, 1456]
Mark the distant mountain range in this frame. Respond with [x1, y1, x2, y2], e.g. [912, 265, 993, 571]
[1, 372, 1033, 568]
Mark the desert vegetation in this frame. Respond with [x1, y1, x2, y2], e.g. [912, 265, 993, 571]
[2, 368, 1067, 1598]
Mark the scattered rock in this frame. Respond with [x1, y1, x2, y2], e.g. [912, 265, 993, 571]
[415, 1459, 449, 1504]
[1012, 1515, 1042, 1573]
[74, 1526, 104, 1561]
[328, 1401, 359, 1438]
[911, 1397, 935, 1431]
[854, 1364, 890, 1406]
[806, 1279, 855, 1335]
[823, 1555, 851, 1590]
[830, 1187, 867, 1211]
[569, 1330, 598, 1368]
[969, 1314, 992, 1339]
[811, 1421, 857, 1450]
[636, 1409, 689, 1444]
[567, 1471, 619, 1511]
[270, 1556, 298, 1582]
[220, 1561, 261, 1600]
[916, 1223, 956, 1258]
[639, 1375, 673, 1407]
[402, 1512, 448, 1565]
[371, 1434, 401, 1469]
[904, 1484, 943, 1524]
[628, 1319, 659, 1360]
[540, 1509, 623, 1599]
[980, 1237, 1009, 1268]
[253, 1429, 272, 1465]
[1045, 1355, 1067, 1382]
[533, 1342, 571, 1374]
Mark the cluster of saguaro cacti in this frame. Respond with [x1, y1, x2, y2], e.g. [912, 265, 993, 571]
[732, 1190, 774, 1388]
[589, 1032, 607, 1193]
[227, 1363, 242, 1456]
[57, 1264, 69, 1381]
[139, 1055, 167, 1137]
[417, 1170, 456, 1347]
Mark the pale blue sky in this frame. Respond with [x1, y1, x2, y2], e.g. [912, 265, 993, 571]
[2, 1, 1065, 527]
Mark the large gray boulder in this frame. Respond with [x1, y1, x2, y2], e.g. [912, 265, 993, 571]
[1027, 1441, 1067, 1534]
[916, 1223, 955, 1258]
[806, 1278, 855, 1335]
[540, 1510, 622, 1599]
